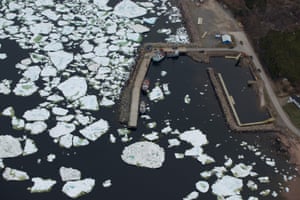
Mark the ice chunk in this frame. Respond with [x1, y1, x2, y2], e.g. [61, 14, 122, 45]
[52, 107, 68, 116]
[174, 153, 185, 159]
[23, 108, 50, 121]
[73, 136, 89, 147]
[25, 121, 47, 135]
[12, 116, 25, 130]
[35, 0, 54, 7]
[197, 153, 215, 165]
[184, 94, 191, 104]
[49, 51, 73, 71]
[260, 189, 271, 196]
[62, 178, 95, 199]
[80, 41, 94, 53]
[128, 24, 150, 33]
[2, 167, 29, 181]
[93, 0, 111, 10]
[148, 86, 164, 101]
[59, 167, 81, 181]
[168, 138, 181, 148]
[212, 175, 243, 197]
[23, 138, 38, 156]
[179, 129, 208, 147]
[79, 119, 109, 141]
[143, 17, 157, 25]
[146, 122, 157, 129]
[58, 76, 87, 101]
[247, 180, 258, 191]
[0, 159, 4, 169]
[121, 141, 165, 168]
[79, 95, 99, 111]
[100, 97, 115, 107]
[30, 177, 56, 193]
[231, 163, 253, 178]
[49, 122, 76, 138]
[44, 42, 63, 51]
[143, 132, 159, 141]
[13, 81, 38, 96]
[47, 154, 56, 162]
[0, 135, 23, 158]
[109, 134, 116, 143]
[23, 66, 41, 81]
[258, 176, 270, 183]
[42, 9, 59, 21]
[162, 83, 171, 95]
[195, 181, 209, 193]
[114, 0, 147, 18]
[102, 179, 112, 188]
[0, 79, 11, 95]
[200, 171, 212, 179]
[30, 23, 53, 35]
[59, 134, 73, 148]
[0, 53, 7, 60]
[2, 106, 15, 117]
[183, 191, 199, 200]
[41, 65, 57, 77]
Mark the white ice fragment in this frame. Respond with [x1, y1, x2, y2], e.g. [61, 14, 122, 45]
[58, 76, 87, 101]
[224, 158, 233, 167]
[93, 0, 111, 10]
[195, 181, 209, 193]
[80, 41, 94, 53]
[174, 153, 184, 159]
[185, 146, 203, 156]
[23, 66, 41, 81]
[212, 175, 243, 197]
[30, 23, 53, 35]
[49, 122, 76, 138]
[13, 81, 38, 96]
[258, 176, 270, 183]
[231, 163, 253, 178]
[23, 108, 50, 121]
[41, 9, 59, 21]
[143, 132, 159, 141]
[100, 97, 115, 107]
[47, 154, 56, 162]
[30, 177, 56, 193]
[12, 116, 25, 130]
[62, 178, 95, 199]
[183, 191, 199, 200]
[265, 159, 276, 167]
[147, 122, 157, 129]
[2, 167, 29, 181]
[25, 121, 47, 135]
[35, 0, 54, 7]
[109, 134, 116, 143]
[114, 0, 147, 18]
[248, 197, 259, 200]
[260, 189, 271, 196]
[143, 17, 157, 25]
[128, 24, 150, 33]
[2, 106, 15, 117]
[23, 138, 38, 156]
[44, 42, 63, 51]
[49, 51, 73, 71]
[200, 171, 212, 179]
[72, 136, 89, 147]
[79, 119, 109, 141]
[0, 53, 7, 60]
[102, 179, 112, 188]
[179, 129, 208, 147]
[197, 153, 215, 165]
[148, 86, 164, 101]
[184, 94, 191, 104]
[126, 32, 142, 42]
[247, 180, 258, 191]
[79, 95, 99, 111]
[121, 141, 165, 169]
[168, 138, 181, 148]
[59, 134, 73, 148]
[0, 80, 11, 95]
[41, 65, 57, 77]
[161, 126, 172, 134]
[0, 135, 23, 158]
[0, 159, 4, 169]
[52, 107, 68, 116]
[59, 167, 81, 182]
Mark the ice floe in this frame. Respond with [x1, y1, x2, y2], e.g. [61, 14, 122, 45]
[149, 86, 164, 102]
[114, 0, 147, 18]
[179, 129, 208, 147]
[212, 175, 243, 197]
[2, 167, 29, 181]
[23, 108, 50, 121]
[195, 181, 209, 193]
[49, 51, 73, 71]
[128, 24, 150, 33]
[73, 136, 90, 147]
[184, 94, 191, 104]
[2, 106, 15, 117]
[25, 121, 47, 134]
[0, 135, 23, 158]
[79, 95, 99, 111]
[59, 166, 81, 182]
[47, 153, 56, 162]
[102, 179, 112, 188]
[49, 122, 75, 138]
[79, 119, 109, 141]
[121, 141, 165, 168]
[57, 76, 87, 101]
[13, 81, 38, 96]
[183, 191, 199, 200]
[0, 79, 11, 95]
[62, 178, 95, 199]
[29, 177, 56, 193]
[23, 138, 38, 156]
[168, 138, 181, 148]
[231, 163, 253, 178]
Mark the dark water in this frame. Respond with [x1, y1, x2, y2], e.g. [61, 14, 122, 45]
[0, 2, 297, 200]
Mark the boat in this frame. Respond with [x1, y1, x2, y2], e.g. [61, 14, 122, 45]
[139, 101, 147, 114]
[142, 79, 150, 93]
[152, 49, 165, 62]
[166, 49, 179, 58]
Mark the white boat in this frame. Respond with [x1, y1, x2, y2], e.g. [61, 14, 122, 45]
[152, 50, 165, 62]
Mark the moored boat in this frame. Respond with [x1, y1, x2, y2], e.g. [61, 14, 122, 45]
[166, 49, 179, 58]
[139, 100, 146, 114]
[142, 78, 150, 93]
[152, 49, 165, 62]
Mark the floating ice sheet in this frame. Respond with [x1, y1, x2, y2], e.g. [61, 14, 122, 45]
[23, 138, 38, 156]
[23, 108, 50, 121]
[121, 141, 165, 168]
[79, 119, 109, 141]
[49, 122, 75, 138]
[2, 167, 29, 181]
[0, 135, 23, 158]
[212, 175, 243, 197]
[149, 86, 164, 101]
[59, 167, 81, 182]
[114, 0, 147, 18]
[25, 121, 47, 135]
[195, 181, 209, 193]
[231, 163, 253, 178]
[49, 51, 73, 71]
[13, 81, 38, 96]
[30, 177, 56, 193]
[62, 178, 95, 199]
[58, 76, 87, 101]
[179, 129, 208, 147]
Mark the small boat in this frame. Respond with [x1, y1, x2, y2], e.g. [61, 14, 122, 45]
[166, 49, 179, 58]
[139, 101, 146, 114]
[142, 79, 150, 93]
[152, 49, 165, 62]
